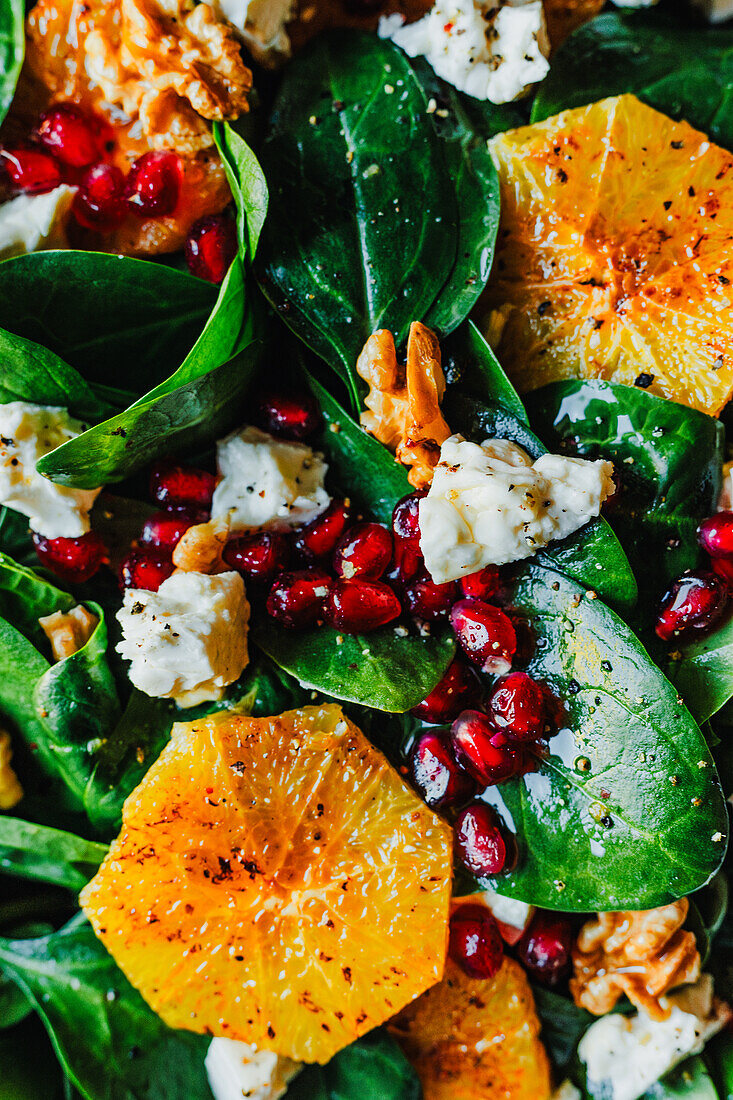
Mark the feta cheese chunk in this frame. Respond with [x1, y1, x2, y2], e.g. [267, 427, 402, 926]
[116, 571, 250, 708]
[212, 426, 330, 532]
[0, 402, 102, 538]
[205, 1039, 302, 1100]
[691, 0, 733, 21]
[202, 0, 294, 64]
[379, 1, 549, 104]
[419, 435, 614, 584]
[0, 185, 76, 261]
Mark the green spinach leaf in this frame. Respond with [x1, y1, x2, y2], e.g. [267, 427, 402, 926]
[672, 619, 733, 725]
[0, 1016, 72, 1097]
[0, 553, 74, 643]
[648, 1058, 719, 1099]
[442, 320, 526, 422]
[286, 1030, 420, 1100]
[0, 818, 107, 891]
[531, 986, 593, 1075]
[213, 121, 268, 257]
[0, 0, 23, 128]
[0, 509, 35, 565]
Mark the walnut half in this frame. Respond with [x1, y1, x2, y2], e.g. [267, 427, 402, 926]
[39, 604, 99, 662]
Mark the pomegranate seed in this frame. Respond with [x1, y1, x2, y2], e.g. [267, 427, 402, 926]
[450, 710, 521, 786]
[185, 214, 238, 284]
[266, 570, 331, 629]
[510, 616, 536, 666]
[454, 803, 508, 877]
[324, 579, 401, 633]
[517, 912, 573, 985]
[139, 509, 206, 553]
[655, 571, 728, 641]
[459, 566, 501, 602]
[450, 599, 517, 674]
[409, 729, 477, 809]
[35, 103, 100, 168]
[33, 531, 107, 584]
[404, 574, 458, 621]
[449, 904, 504, 979]
[255, 392, 322, 443]
[332, 522, 392, 581]
[150, 461, 216, 510]
[486, 672, 547, 742]
[713, 557, 733, 589]
[72, 163, 126, 232]
[295, 500, 351, 562]
[223, 531, 291, 584]
[2, 148, 61, 194]
[119, 548, 174, 592]
[698, 511, 733, 558]
[126, 151, 182, 217]
[411, 657, 483, 724]
[392, 491, 425, 542]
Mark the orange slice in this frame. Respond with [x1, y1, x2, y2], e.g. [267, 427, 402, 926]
[80, 704, 452, 1063]
[483, 94, 733, 414]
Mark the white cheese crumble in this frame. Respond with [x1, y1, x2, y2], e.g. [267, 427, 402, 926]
[205, 1039, 302, 1100]
[690, 0, 733, 21]
[212, 426, 330, 533]
[419, 435, 614, 584]
[0, 185, 76, 261]
[481, 889, 533, 935]
[116, 571, 250, 708]
[0, 401, 102, 538]
[378, 0, 550, 104]
[201, 0, 294, 64]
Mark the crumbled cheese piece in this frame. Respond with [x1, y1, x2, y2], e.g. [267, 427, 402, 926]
[116, 571, 250, 708]
[378, 0, 549, 104]
[202, 0, 294, 64]
[212, 426, 330, 532]
[690, 0, 733, 21]
[0, 402, 102, 538]
[0, 730, 23, 811]
[481, 889, 533, 936]
[551, 1083, 582, 1100]
[205, 1039, 302, 1100]
[39, 604, 99, 662]
[0, 185, 76, 260]
[419, 435, 614, 584]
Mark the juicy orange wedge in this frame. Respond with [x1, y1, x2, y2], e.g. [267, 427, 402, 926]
[80, 705, 452, 1063]
[389, 956, 551, 1100]
[483, 94, 733, 415]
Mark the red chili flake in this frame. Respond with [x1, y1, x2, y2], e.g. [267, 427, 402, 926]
[443, 20, 454, 31]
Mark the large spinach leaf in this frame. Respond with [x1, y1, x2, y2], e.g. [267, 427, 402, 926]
[472, 565, 727, 911]
[286, 1030, 420, 1100]
[0, 922, 214, 1100]
[672, 620, 733, 726]
[0, 817, 107, 891]
[0, 1016, 72, 1098]
[0, 0, 23, 128]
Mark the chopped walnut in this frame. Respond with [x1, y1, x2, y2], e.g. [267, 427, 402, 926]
[39, 604, 99, 662]
[172, 516, 230, 574]
[570, 900, 701, 1021]
[0, 730, 23, 811]
[357, 321, 451, 490]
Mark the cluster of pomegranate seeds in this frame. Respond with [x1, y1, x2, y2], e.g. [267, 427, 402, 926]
[449, 904, 504, 979]
[517, 911, 573, 985]
[184, 215, 238, 285]
[33, 531, 107, 585]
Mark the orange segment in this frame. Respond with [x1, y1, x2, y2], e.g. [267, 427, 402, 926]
[80, 705, 452, 1063]
[389, 957, 551, 1100]
[484, 94, 733, 414]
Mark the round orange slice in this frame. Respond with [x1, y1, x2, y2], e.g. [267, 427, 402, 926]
[80, 704, 452, 1063]
[483, 94, 733, 415]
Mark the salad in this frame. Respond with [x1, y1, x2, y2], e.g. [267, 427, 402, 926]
[4, 0, 733, 1098]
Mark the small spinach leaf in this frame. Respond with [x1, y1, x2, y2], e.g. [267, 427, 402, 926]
[0, 0, 23, 128]
[442, 320, 526, 422]
[0, 509, 35, 565]
[649, 1057, 720, 1099]
[672, 618, 733, 725]
[531, 986, 593, 1075]
[0, 818, 107, 891]
[213, 121, 268, 257]
[286, 1030, 420, 1100]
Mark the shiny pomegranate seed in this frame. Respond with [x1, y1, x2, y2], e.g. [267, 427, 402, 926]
[266, 570, 331, 629]
[223, 531, 291, 584]
[139, 509, 206, 553]
[450, 599, 517, 674]
[450, 710, 520, 786]
[486, 672, 547, 742]
[392, 491, 425, 543]
[655, 571, 728, 641]
[255, 392, 322, 442]
[449, 904, 504, 979]
[150, 461, 216, 510]
[2, 148, 61, 194]
[459, 566, 501, 602]
[409, 729, 477, 810]
[713, 557, 733, 589]
[72, 163, 126, 232]
[454, 803, 507, 877]
[333, 522, 392, 580]
[517, 912, 573, 985]
[35, 103, 100, 168]
[295, 500, 351, 562]
[510, 616, 536, 666]
[324, 579, 401, 633]
[119, 548, 174, 592]
[185, 214, 238, 284]
[411, 657, 483, 723]
[698, 511, 733, 558]
[126, 151, 182, 217]
[33, 531, 107, 584]
[404, 575, 458, 621]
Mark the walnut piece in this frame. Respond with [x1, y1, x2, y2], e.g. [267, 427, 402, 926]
[570, 900, 701, 1021]
[356, 321, 451, 490]
[172, 516, 230, 575]
[39, 604, 99, 662]
[0, 730, 23, 811]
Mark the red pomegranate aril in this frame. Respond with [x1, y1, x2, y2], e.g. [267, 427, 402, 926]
[655, 571, 728, 641]
[126, 151, 182, 217]
[33, 531, 107, 584]
[459, 565, 501, 602]
[223, 531, 291, 584]
[510, 615, 536, 667]
[119, 548, 175, 592]
[2, 148, 61, 194]
[72, 163, 126, 232]
[698, 511, 733, 558]
[411, 656, 483, 724]
[295, 500, 351, 562]
[324, 579, 401, 633]
[392, 491, 425, 544]
[454, 803, 508, 877]
[713, 557, 733, 589]
[185, 214, 238, 284]
[403, 574, 458, 621]
[255, 391, 322, 443]
[139, 509, 205, 553]
[409, 729, 477, 810]
[449, 904, 504, 980]
[333, 522, 392, 580]
[517, 912, 573, 985]
[150, 461, 216, 510]
[450, 710, 520, 786]
[450, 599, 517, 674]
[35, 103, 100, 168]
[487, 672, 547, 742]
[266, 570, 331, 629]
